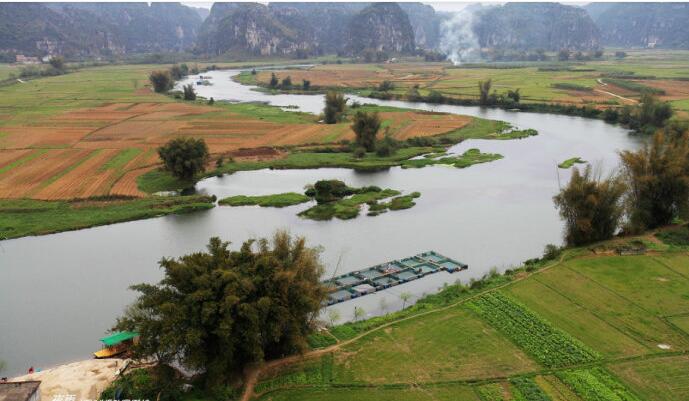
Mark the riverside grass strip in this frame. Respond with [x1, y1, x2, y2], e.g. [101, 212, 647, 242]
[465, 292, 600, 368]
[556, 367, 642, 401]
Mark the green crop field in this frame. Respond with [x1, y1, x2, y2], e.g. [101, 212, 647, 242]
[250, 234, 689, 401]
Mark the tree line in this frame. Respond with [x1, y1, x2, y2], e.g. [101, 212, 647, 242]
[554, 130, 689, 246]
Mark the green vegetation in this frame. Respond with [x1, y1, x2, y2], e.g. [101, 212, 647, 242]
[351, 110, 381, 152]
[149, 70, 173, 93]
[221, 101, 316, 124]
[558, 157, 587, 169]
[655, 224, 689, 246]
[218, 192, 310, 208]
[556, 368, 642, 401]
[324, 91, 347, 124]
[620, 132, 689, 231]
[511, 377, 553, 401]
[553, 165, 626, 246]
[401, 148, 503, 169]
[609, 355, 689, 401]
[0, 196, 215, 239]
[466, 292, 599, 368]
[603, 78, 665, 95]
[552, 83, 593, 92]
[158, 137, 209, 180]
[299, 187, 406, 220]
[114, 232, 327, 390]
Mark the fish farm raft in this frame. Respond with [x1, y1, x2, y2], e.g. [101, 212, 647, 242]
[325, 251, 468, 305]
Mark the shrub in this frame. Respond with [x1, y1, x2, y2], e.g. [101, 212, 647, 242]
[157, 137, 209, 180]
[149, 70, 173, 93]
[553, 165, 626, 246]
[351, 111, 381, 152]
[323, 91, 347, 124]
[182, 84, 196, 101]
[353, 147, 366, 158]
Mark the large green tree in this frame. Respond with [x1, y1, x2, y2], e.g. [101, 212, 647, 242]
[323, 91, 347, 124]
[115, 232, 327, 388]
[553, 165, 626, 246]
[351, 111, 381, 152]
[149, 70, 173, 93]
[620, 132, 689, 231]
[157, 137, 209, 180]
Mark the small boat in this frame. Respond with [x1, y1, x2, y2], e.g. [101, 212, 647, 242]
[93, 331, 138, 359]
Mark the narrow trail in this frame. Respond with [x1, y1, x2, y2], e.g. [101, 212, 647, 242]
[239, 252, 571, 401]
[594, 80, 637, 104]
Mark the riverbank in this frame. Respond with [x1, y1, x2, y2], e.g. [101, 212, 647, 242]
[0, 195, 215, 240]
[11, 359, 126, 401]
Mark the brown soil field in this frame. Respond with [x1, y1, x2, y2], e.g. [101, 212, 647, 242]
[0, 98, 470, 200]
[640, 79, 689, 101]
[0, 148, 92, 198]
[0, 149, 33, 168]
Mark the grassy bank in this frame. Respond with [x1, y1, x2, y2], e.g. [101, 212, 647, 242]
[0, 196, 215, 239]
[218, 192, 310, 207]
[558, 157, 587, 169]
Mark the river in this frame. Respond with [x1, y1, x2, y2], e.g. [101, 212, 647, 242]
[0, 69, 641, 376]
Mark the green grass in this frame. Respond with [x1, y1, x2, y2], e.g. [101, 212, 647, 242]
[219, 102, 317, 124]
[505, 276, 648, 358]
[100, 148, 143, 172]
[298, 188, 402, 220]
[401, 148, 503, 169]
[476, 383, 508, 401]
[465, 292, 600, 368]
[558, 157, 587, 169]
[0, 196, 215, 239]
[568, 256, 689, 316]
[218, 192, 310, 208]
[332, 307, 538, 383]
[609, 355, 689, 401]
[256, 385, 480, 401]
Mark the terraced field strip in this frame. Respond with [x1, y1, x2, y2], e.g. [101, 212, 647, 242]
[0, 148, 92, 198]
[465, 292, 600, 368]
[556, 367, 642, 401]
[532, 260, 689, 352]
[0, 149, 44, 174]
[567, 256, 689, 317]
[608, 354, 689, 401]
[505, 273, 649, 357]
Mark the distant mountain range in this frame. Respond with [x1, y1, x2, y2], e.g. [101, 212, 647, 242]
[0, 2, 687, 61]
[583, 2, 689, 49]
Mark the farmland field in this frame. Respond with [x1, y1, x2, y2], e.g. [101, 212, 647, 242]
[258, 50, 689, 111]
[250, 237, 689, 401]
[0, 64, 488, 204]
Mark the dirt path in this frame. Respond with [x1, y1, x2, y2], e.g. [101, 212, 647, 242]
[594, 88, 638, 104]
[239, 252, 570, 401]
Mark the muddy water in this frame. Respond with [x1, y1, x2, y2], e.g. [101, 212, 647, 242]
[0, 69, 641, 376]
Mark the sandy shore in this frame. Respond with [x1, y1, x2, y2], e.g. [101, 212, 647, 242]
[11, 359, 126, 401]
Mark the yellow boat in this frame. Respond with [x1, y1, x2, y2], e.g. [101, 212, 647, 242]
[94, 331, 138, 359]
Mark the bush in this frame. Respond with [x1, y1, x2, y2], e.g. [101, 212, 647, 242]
[351, 111, 381, 152]
[553, 165, 626, 246]
[620, 132, 689, 231]
[149, 70, 172, 93]
[281, 76, 292, 89]
[182, 84, 196, 101]
[157, 137, 209, 180]
[323, 91, 347, 124]
[353, 147, 366, 158]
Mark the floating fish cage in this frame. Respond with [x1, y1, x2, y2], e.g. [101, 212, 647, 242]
[325, 251, 468, 305]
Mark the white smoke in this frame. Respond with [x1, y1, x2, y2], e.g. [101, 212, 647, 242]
[439, 9, 481, 65]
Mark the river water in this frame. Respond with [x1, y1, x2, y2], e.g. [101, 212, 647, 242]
[0, 69, 641, 376]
